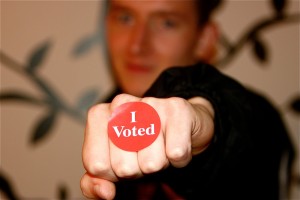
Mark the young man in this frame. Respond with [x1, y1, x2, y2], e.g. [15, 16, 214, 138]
[80, 0, 294, 199]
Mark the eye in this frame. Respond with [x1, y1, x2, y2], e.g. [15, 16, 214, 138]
[162, 19, 177, 28]
[155, 17, 179, 30]
[116, 12, 134, 25]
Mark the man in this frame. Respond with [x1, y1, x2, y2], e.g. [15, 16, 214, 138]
[80, 0, 294, 199]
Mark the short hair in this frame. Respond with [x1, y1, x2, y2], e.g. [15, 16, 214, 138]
[196, 0, 223, 25]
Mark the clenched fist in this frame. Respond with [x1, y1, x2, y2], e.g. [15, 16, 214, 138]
[81, 94, 214, 199]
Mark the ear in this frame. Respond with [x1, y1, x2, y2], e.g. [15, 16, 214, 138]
[194, 22, 219, 64]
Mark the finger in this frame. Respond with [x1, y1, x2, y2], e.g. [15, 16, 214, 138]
[110, 140, 143, 178]
[164, 98, 192, 168]
[137, 98, 169, 174]
[83, 103, 117, 181]
[138, 129, 169, 174]
[108, 93, 144, 178]
[81, 173, 116, 200]
[188, 97, 215, 155]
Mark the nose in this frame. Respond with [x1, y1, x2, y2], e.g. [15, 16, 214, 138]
[128, 22, 151, 55]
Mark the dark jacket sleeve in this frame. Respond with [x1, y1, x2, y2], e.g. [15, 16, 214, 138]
[141, 63, 294, 199]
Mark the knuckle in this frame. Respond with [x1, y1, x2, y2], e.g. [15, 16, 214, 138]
[86, 161, 110, 176]
[168, 97, 193, 118]
[111, 93, 140, 110]
[140, 160, 162, 174]
[114, 164, 137, 178]
[112, 93, 128, 103]
[167, 147, 189, 162]
[142, 96, 158, 104]
[86, 103, 110, 127]
[168, 97, 188, 108]
[142, 97, 161, 110]
[87, 104, 108, 119]
[111, 93, 132, 105]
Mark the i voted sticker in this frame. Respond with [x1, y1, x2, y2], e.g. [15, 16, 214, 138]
[108, 102, 161, 152]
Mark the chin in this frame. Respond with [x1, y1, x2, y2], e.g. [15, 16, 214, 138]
[120, 78, 150, 95]
[124, 86, 146, 97]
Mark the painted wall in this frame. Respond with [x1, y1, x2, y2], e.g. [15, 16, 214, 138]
[1, 0, 299, 199]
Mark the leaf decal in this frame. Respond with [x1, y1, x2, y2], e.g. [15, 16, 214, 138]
[76, 88, 99, 112]
[0, 172, 19, 200]
[252, 37, 268, 63]
[26, 41, 51, 73]
[271, 0, 286, 15]
[0, 91, 41, 105]
[290, 96, 300, 114]
[72, 34, 100, 57]
[58, 184, 68, 200]
[31, 110, 57, 144]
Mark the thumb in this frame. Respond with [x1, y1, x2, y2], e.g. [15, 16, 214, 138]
[81, 173, 116, 200]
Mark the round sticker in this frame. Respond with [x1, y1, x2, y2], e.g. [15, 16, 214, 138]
[108, 102, 161, 152]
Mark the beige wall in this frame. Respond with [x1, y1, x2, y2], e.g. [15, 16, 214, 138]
[1, 0, 299, 199]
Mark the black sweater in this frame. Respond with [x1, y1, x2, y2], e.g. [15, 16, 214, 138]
[105, 63, 294, 200]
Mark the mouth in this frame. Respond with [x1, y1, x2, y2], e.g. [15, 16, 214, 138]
[126, 63, 152, 74]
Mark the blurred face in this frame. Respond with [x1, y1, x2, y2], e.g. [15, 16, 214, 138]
[106, 0, 202, 97]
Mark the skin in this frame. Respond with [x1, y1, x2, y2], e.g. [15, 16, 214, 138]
[81, 0, 217, 199]
[106, 0, 202, 97]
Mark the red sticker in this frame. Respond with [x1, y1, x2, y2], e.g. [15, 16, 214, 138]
[108, 102, 161, 152]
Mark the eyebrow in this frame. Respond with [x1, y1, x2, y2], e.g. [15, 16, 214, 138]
[107, 2, 133, 13]
[108, 3, 189, 21]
